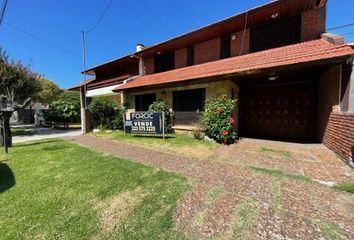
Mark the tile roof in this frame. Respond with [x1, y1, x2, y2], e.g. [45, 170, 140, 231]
[114, 39, 354, 91]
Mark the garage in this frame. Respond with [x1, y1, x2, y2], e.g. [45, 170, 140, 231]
[238, 80, 318, 142]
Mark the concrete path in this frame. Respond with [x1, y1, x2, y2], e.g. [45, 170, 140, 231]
[13, 127, 81, 143]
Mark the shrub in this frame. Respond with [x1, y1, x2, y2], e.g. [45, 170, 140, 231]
[201, 96, 237, 144]
[148, 101, 173, 133]
[43, 101, 80, 123]
[88, 98, 125, 130]
[110, 107, 125, 130]
[88, 98, 116, 128]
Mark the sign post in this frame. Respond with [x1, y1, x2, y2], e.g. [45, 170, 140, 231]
[162, 112, 165, 140]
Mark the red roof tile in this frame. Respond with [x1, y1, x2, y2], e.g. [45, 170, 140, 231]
[114, 40, 354, 91]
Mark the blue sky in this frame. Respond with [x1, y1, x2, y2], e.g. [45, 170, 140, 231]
[0, 0, 353, 89]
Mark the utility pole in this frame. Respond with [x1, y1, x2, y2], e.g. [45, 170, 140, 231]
[81, 30, 87, 108]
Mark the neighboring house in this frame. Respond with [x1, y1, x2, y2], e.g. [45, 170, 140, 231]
[70, 0, 354, 162]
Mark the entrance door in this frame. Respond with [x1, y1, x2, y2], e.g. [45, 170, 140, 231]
[239, 82, 317, 141]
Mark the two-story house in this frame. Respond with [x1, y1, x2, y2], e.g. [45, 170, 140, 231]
[70, 0, 354, 162]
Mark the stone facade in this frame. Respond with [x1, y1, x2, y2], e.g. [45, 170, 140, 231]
[123, 80, 239, 124]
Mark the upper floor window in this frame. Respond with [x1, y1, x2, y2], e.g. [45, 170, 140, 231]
[154, 52, 175, 73]
[251, 16, 301, 52]
[220, 35, 231, 59]
[187, 46, 194, 66]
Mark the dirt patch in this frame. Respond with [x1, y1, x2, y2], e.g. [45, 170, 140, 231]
[95, 188, 145, 232]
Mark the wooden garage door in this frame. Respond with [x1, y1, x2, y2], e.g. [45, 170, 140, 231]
[239, 82, 317, 141]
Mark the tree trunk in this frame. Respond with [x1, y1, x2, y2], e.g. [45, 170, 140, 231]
[0, 112, 13, 147]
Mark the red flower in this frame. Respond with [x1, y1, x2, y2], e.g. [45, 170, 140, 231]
[223, 130, 228, 135]
[229, 117, 235, 124]
[215, 107, 222, 113]
[224, 139, 228, 143]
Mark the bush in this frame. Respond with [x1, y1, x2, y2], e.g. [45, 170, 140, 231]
[148, 101, 173, 133]
[201, 96, 237, 144]
[88, 98, 116, 128]
[110, 108, 125, 130]
[43, 101, 80, 123]
[88, 98, 125, 130]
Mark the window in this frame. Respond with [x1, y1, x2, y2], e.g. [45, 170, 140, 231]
[135, 93, 156, 111]
[154, 52, 175, 73]
[187, 46, 194, 66]
[251, 16, 301, 52]
[220, 35, 231, 59]
[173, 88, 206, 112]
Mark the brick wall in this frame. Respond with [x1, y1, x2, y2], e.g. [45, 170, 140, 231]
[318, 65, 340, 141]
[301, 7, 326, 42]
[144, 57, 154, 74]
[231, 29, 250, 57]
[318, 64, 354, 163]
[175, 48, 187, 69]
[194, 38, 220, 64]
[323, 111, 354, 162]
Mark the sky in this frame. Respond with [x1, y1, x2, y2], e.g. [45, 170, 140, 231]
[0, 0, 353, 89]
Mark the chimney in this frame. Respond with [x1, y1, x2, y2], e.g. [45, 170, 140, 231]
[136, 44, 145, 75]
[321, 33, 345, 46]
[136, 43, 145, 52]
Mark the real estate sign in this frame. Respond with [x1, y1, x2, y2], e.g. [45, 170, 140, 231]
[124, 112, 164, 135]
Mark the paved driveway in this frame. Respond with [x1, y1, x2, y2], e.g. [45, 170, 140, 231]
[13, 127, 81, 143]
[213, 138, 354, 183]
[70, 135, 354, 239]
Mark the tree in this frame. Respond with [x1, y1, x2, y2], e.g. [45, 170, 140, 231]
[57, 91, 80, 106]
[43, 101, 80, 123]
[38, 78, 63, 104]
[0, 49, 42, 148]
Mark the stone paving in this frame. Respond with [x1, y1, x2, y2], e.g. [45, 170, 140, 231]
[69, 135, 354, 240]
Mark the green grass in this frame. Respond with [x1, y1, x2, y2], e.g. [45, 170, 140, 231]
[249, 166, 312, 183]
[260, 147, 292, 159]
[230, 201, 258, 239]
[0, 139, 190, 240]
[333, 182, 354, 194]
[11, 128, 31, 136]
[94, 130, 217, 159]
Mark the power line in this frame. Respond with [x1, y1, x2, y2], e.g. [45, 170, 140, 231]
[4, 22, 84, 60]
[327, 22, 354, 31]
[120, 0, 161, 37]
[139, 0, 170, 34]
[341, 31, 354, 36]
[86, 0, 113, 33]
[0, 0, 8, 27]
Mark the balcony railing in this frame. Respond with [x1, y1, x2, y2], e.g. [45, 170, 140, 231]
[87, 74, 131, 90]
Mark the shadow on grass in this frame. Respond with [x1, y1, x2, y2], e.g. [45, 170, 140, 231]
[12, 139, 64, 148]
[0, 162, 15, 193]
[41, 145, 68, 151]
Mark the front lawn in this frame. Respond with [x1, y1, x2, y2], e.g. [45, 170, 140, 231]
[94, 130, 217, 159]
[0, 140, 190, 239]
